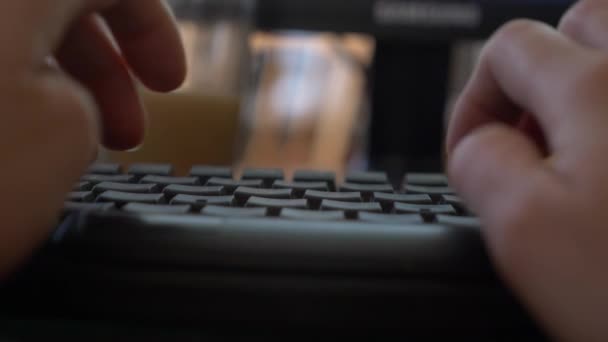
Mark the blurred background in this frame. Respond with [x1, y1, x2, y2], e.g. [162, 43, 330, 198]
[99, 0, 566, 181]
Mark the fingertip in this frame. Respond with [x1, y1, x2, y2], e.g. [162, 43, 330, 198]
[146, 57, 187, 92]
[117, 29, 187, 93]
[446, 126, 481, 195]
[558, 0, 597, 40]
[127, 24, 188, 93]
[101, 105, 147, 151]
[57, 16, 149, 153]
[448, 123, 544, 214]
[102, 126, 145, 151]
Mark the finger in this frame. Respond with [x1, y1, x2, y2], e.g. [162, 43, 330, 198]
[55, 15, 145, 151]
[1, 1, 109, 66]
[517, 113, 549, 157]
[446, 20, 597, 156]
[559, 0, 608, 50]
[6, 1, 185, 91]
[102, 0, 187, 91]
[448, 123, 591, 342]
[448, 123, 549, 217]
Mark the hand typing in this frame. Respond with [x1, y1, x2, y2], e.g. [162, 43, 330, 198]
[0, 1, 185, 276]
[447, 0, 608, 340]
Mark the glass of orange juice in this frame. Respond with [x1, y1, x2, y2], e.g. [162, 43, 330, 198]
[98, 0, 256, 175]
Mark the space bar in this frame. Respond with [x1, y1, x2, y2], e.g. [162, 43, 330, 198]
[61, 211, 491, 276]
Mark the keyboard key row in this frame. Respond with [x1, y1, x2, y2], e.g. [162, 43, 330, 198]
[202, 205, 267, 218]
[88, 164, 390, 185]
[76, 176, 459, 205]
[123, 203, 192, 215]
[163, 185, 226, 198]
[64, 201, 479, 230]
[171, 194, 235, 208]
[339, 183, 393, 200]
[140, 175, 200, 187]
[440, 194, 463, 206]
[320, 200, 382, 219]
[241, 168, 284, 187]
[293, 170, 336, 191]
[272, 181, 329, 196]
[66, 189, 458, 214]
[82, 174, 135, 184]
[67, 190, 458, 215]
[246, 197, 308, 216]
[394, 203, 456, 215]
[81, 175, 462, 204]
[436, 215, 481, 228]
[86, 165, 454, 190]
[374, 193, 432, 206]
[128, 163, 174, 177]
[206, 178, 264, 193]
[97, 191, 167, 206]
[189, 166, 233, 181]
[304, 190, 362, 208]
[234, 187, 293, 205]
[64, 202, 431, 224]
[279, 208, 345, 221]
[405, 173, 449, 186]
[93, 182, 160, 194]
[87, 164, 456, 188]
[404, 185, 454, 196]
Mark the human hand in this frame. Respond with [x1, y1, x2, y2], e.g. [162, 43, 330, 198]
[0, 1, 185, 276]
[446, 0, 608, 340]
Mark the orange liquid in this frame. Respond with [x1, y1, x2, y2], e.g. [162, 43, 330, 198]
[100, 90, 241, 176]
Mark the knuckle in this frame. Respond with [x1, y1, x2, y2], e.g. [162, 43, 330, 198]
[491, 19, 545, 48]
[449, 124, 513, 189]
[559, 0, 600, 37]
[498, 18, 543, 36]
[480, 19, 549, 66]
[447, 127, 487, 194]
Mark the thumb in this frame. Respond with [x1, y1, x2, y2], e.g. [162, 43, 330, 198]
[448, 123, 545, 219]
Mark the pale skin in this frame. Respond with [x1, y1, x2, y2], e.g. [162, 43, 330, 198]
[0, 1, 186, 275]
[448, 0, 608, 340]
[1, 0, 607, 340]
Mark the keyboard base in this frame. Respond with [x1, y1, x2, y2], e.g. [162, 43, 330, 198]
[1, 249, 546, 340]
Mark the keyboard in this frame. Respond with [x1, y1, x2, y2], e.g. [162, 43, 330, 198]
[0, 163, 545, 339]
[68, 163, 476, 225]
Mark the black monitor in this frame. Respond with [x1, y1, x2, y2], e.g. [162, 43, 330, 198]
[257, 0, 574, 39]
